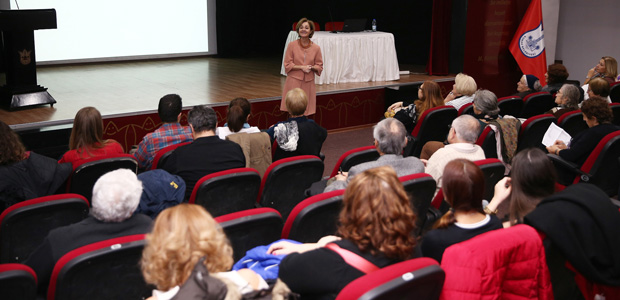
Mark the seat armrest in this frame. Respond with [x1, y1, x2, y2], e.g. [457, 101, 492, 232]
[547, 154, 592, 182]
[610, 198, 620, 209]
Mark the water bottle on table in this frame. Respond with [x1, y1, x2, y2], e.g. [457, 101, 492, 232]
[372, 19, 377, 32]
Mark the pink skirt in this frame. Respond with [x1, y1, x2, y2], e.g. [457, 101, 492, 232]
[281, 77, 316, 116]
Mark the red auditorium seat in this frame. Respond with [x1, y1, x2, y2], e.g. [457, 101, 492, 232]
[47, 234, 150, 300]
[281, 189, 344, 243]
[399, 173, 436, 234]
[610, 103, 620, 126]
[497, 96, 523, 118]
[473, 158, 506, 201]
[0, 263, 37, 300]
[66, 154, 138, 201]
[457, 102, 474, 116]
[215, 208, 283, 262]
[475, 126, 498, 159]
[292, 21, 320, 31]
[557, 110, 588, 137]
[150, 141, 191, 170]
[0, 194, 89, 263]
[516, 114, 555, 153]
[257, 155, 324, 220]
[325, 21, 344, 32]
[329, 145, 379, 178]
[609, 81, 620, 103]
[521, 92, 555, 118]
[188, 168, 261, 217]
[405, 105, 458, 157]
[335, 257, 444, 300]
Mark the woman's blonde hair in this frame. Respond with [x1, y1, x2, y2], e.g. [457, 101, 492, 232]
[454, 73, 477, 96]
[141, 204, 234, 291]
[285, 88, 308, 116]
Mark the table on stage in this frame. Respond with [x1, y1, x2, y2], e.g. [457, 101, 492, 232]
[280, 31, 400, 85]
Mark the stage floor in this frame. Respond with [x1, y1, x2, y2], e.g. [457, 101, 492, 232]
[1, 56, 453, 129]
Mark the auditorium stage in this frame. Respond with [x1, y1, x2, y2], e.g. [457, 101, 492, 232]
[1, 55, 454, 155]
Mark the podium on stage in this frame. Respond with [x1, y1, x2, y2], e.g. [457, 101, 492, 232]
[0, 9, 57, 109]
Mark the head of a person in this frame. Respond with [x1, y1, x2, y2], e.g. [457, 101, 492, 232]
[415, 81, 444, 115]
[435, 159, 485, 229]
[227, 97, 251, 133]
[0, 120, 26, 166]
[588, 77, 611, 98]
[141, 204, 233, 291]
[545, 64, 569, 85]
[338, 166, 416, 260]
[228, 97, 251, 119]
[581, 96, 613, 127]
[473, 89, 500, 116]
[91, 169, 142, 222]
[158, 94, 183, 123]
[596, 56, 618, 78]
[373, 118, 407, 155]
[517, 74, 539, 92]
[448, 114, 481, 144]
[296, 17, 315, 38]
[188, 105, 217, 134]
[555, 84, 580, 110]
[453, 73, 477, 96]
[284, 88, 308, 116]
[508, 148, 556, 224]
[69, 106, 105, 150]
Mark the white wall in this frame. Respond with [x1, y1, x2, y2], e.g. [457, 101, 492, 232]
[554, 0, 620, 83]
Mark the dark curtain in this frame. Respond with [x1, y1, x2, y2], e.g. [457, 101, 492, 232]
[425, 0, 452, 75]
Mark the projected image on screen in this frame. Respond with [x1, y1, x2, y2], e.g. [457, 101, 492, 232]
[11, 0, 211, 63]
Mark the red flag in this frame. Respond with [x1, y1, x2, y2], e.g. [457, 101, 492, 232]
[509, 0, 547, 86]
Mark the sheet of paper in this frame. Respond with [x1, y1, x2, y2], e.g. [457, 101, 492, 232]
[542, 122, 572, 147]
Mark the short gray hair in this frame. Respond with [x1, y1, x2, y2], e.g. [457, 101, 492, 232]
[373, 118, 407, 154]
[452, 114, 480, 143]
[188, 105, 217, 133]
[560, 84, 580, 110]
[91, 169, 142, 222]
[473, 89, 500, 116]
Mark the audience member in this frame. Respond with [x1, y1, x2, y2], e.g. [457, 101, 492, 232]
[141, 204, 267, 299]
[59, 106, 124, 166]
[513, 74, 541, 99]
[443, 73, 477, 110]
[584, 77, 611, 103]
[424, 115, 485, 192]
[216, 97, 260, 139]
[542, 63, 569, 94]
[134, 94, 193, 170]
[485, 148, 557, 227]
[271, 166, 417, 300]
[0, 120, 72, 212]
[546, 96, 619, 168]
[267, 88, 327, 161]
[161, 105, 245, 200]
[24, 169, 152, 293]
[324, 118, 424, 193]
[584, 56, 618, 86]
[421, 159, 503, 263]
[546, 84, 580, 119]
[386, 80, 444, 133]
[473, 89, 520, 164]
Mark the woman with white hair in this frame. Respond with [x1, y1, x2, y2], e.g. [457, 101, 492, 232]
[546, 84, 580, 119]
[443, 73, 478, 110]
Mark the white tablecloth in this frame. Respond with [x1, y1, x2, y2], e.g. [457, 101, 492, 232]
[281, 31, 400, 85]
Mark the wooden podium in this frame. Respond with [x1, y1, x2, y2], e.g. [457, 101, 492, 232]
[0, 9, 57, 109]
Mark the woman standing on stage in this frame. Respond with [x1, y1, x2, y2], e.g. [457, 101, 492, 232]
[282, 17, 323, 116]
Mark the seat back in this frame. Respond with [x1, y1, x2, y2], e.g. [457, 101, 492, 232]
[325, 21, 344, 31]
[576, 130, 620, 196]
[215, 208, 283, 262]
[521, 92, 555, 119]
[557, 110, 588, 137]
[0, 263, 37, 300]
[335, 257, 444, 300]
[0, 194, 89, 263]
[189, 168, 261, 217]
[399, 173, 436, 235]
[610, 81, 620, 103]
[330, 146, 379, 177]
[610, 103, 620, 126]
[150, 141, 191, 170]
[476, 126, 498, 158]
[497, 96, 523, 118]
[408, 106, 458, 157]
[292, 21, 320, 31]
[457, 103, 473, 116]
[517, 114, 555, 153]
[258, 155, 324, 220]
[473, 159, 506, 201]
[47, 234, 150, 300]
[281, 189, 344, 243]
[68, 154, 138, 201]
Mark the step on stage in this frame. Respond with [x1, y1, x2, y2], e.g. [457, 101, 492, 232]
[0, 56, 454, 156]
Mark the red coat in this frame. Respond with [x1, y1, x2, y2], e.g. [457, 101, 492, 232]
[440, 224, 553, 300]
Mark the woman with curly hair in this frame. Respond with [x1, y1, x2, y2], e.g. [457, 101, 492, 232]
[421, 159, 503, 263]
[269, 166, 417, 299]
[0, 120, 72, 212]
[59, 106, 123, 166]
[141, 203, 267, 299]
[386, 80, 445, 133]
